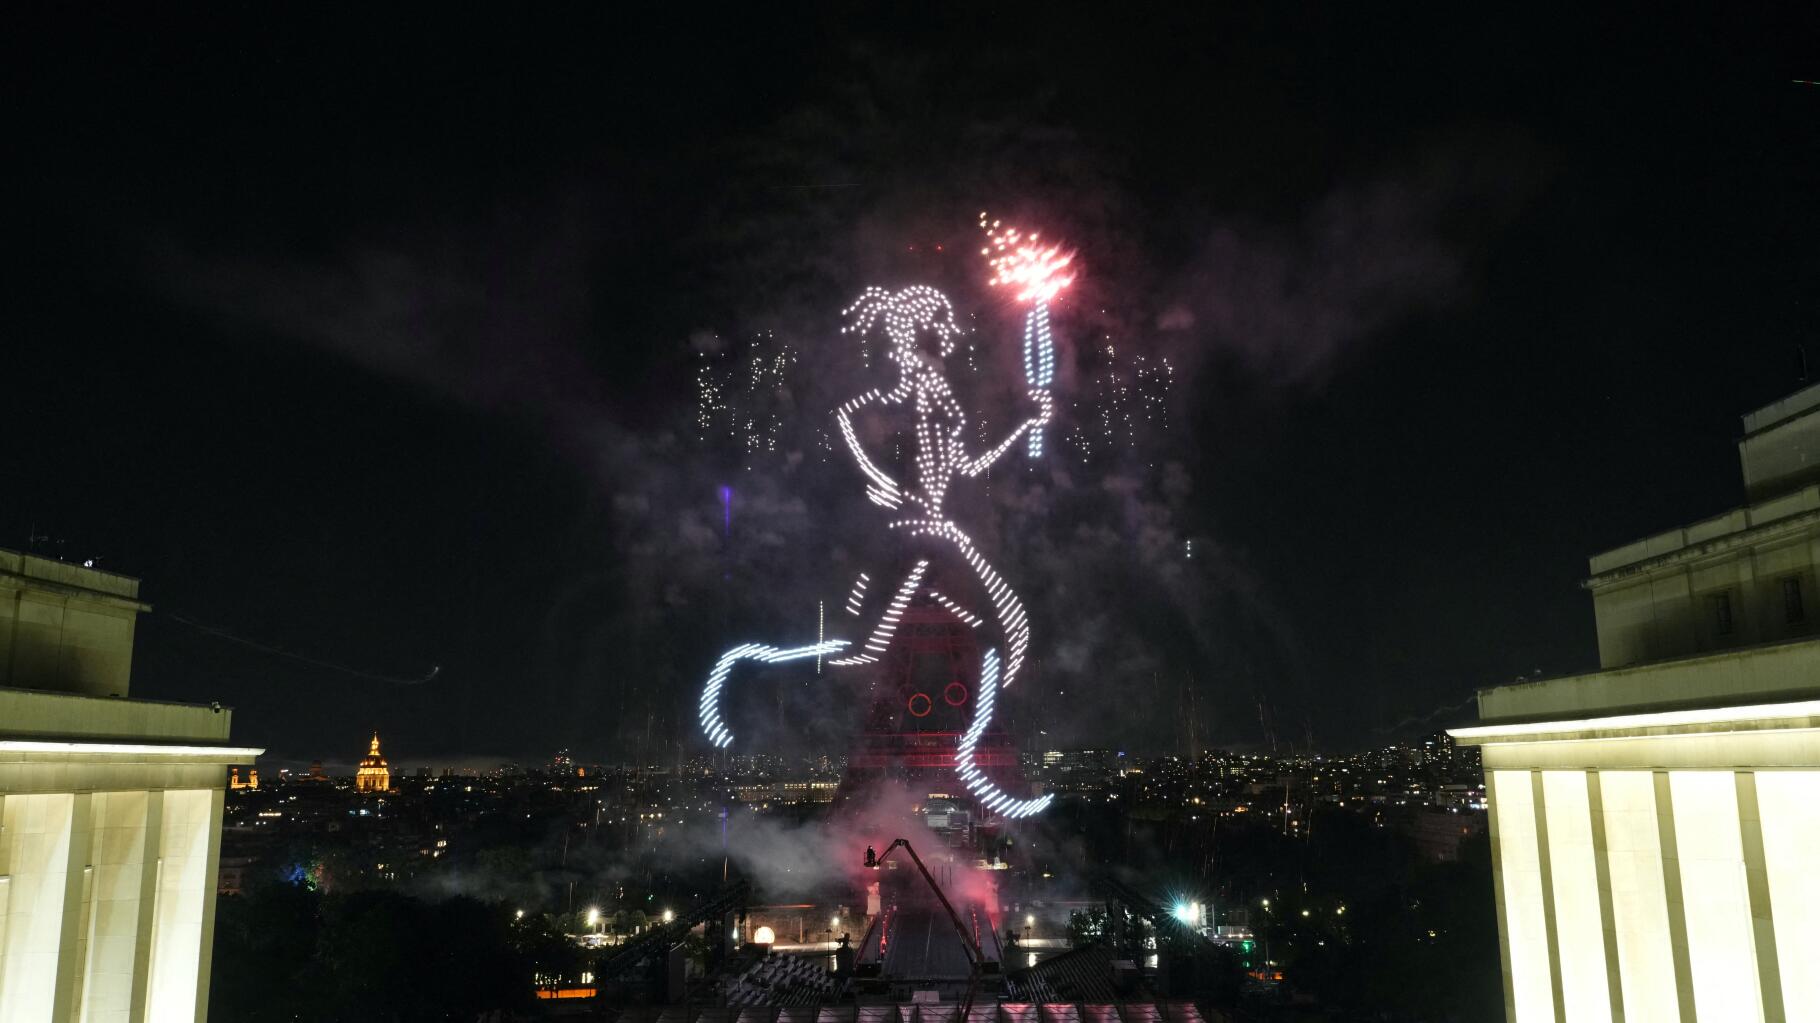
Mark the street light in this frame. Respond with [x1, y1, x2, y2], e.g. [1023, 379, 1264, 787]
[586, 907, 600, 935]
[662, 908, 675, 924]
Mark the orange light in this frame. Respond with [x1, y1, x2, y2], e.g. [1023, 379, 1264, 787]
[535, 987, 598, 1000]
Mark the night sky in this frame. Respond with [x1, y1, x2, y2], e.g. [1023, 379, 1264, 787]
[7, 9, 1818, 765]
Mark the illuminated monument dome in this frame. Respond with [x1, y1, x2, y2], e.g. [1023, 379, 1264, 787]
[701, 220, 1074, 820]
[1452, 381, 1820, 1023]
[0, 549, 259, 1021]
[354, 732, 390, 793]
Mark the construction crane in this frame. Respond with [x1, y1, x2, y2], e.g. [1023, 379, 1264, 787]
[865, 838, 987, 1020]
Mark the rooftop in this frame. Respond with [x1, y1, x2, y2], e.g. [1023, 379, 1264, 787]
[0, 546, 146, 605]
[0, 685, 235, 744]
[1590, 381, 1820, 577]
[1468, 634, 1820, 726]
[1741, 379, 1820, 435]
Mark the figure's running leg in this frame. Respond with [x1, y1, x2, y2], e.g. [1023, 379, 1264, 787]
[908, 522, 1029, 688]
[954, 648, 1052, 818]
[924, 589, 982, 628]
[842, 571, 871, 616]
[704, 558, 928, 748]
[828, 560, 930, 667]
[699, 640, 848, 748]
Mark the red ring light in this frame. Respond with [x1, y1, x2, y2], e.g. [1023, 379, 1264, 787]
[907, 693, 933, 718]
[943, 682, 969, 706]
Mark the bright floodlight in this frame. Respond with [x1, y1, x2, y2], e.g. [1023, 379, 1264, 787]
[662, 908, 675, 924]
[754, 926, 776, 945]
[1173, 903, 1194, 923]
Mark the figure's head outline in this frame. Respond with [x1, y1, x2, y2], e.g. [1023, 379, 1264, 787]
[842, 285, 961, 373]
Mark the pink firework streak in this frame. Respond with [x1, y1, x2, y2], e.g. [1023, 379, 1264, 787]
[980, 213, 1075, 456]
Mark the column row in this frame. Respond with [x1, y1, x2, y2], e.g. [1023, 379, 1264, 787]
[1491, 769, 1820, 1023]
[0, 788, 217, 1023]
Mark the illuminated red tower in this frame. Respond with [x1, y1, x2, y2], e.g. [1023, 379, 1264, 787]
[837, 597, 1033, 830]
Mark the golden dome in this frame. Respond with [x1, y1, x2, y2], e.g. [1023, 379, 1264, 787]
[355, 732, 391, 793]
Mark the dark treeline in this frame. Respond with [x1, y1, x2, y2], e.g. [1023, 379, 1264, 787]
[211, 883, 578, 1022]
[1042, 797, 1501, 1022]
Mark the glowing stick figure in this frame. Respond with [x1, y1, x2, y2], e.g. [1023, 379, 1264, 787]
[697, 285, 1054, 818]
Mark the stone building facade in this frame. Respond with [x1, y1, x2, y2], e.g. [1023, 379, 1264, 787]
[1453, 385, 1820, 1023]
[0, 550, 258, 1021]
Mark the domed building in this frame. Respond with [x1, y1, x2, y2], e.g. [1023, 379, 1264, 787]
[355, 731, 391, 793]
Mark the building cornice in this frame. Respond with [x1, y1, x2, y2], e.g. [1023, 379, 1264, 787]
[0, 572, 153, 612]
[1583, 508, 1820, 591]
[1449, 698, 1820, 747]
[0, 741, 263, 759]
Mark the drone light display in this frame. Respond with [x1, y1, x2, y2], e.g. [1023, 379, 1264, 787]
[980, 213, 1074, 457]
[698, 267, 1068, 819]
[958, 649, 1052, 817]
[699, 640, 848, 749]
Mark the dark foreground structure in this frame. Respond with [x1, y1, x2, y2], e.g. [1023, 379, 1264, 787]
[598, 1003, 1216, 1023]
[580, 858, 1243, 1022]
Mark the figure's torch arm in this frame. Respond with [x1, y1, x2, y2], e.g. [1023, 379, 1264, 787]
[960, 390, 1053, 477]
[1024, 301, 1056, 457]
[979, 212, 1071, 460]
[837, 388, 906, 509]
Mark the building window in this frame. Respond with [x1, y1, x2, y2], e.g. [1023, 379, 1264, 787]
[1708, 592, 1734, 636]
[1783, 576, 1805, 624]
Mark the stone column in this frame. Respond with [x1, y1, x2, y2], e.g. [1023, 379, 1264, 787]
[191, 788, 225, 1023]
[75, 790, 153, 1023]
[51, 791, 94, 1021]
[127, 790, 164, 1022]
[141, 790, 212, 1022]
